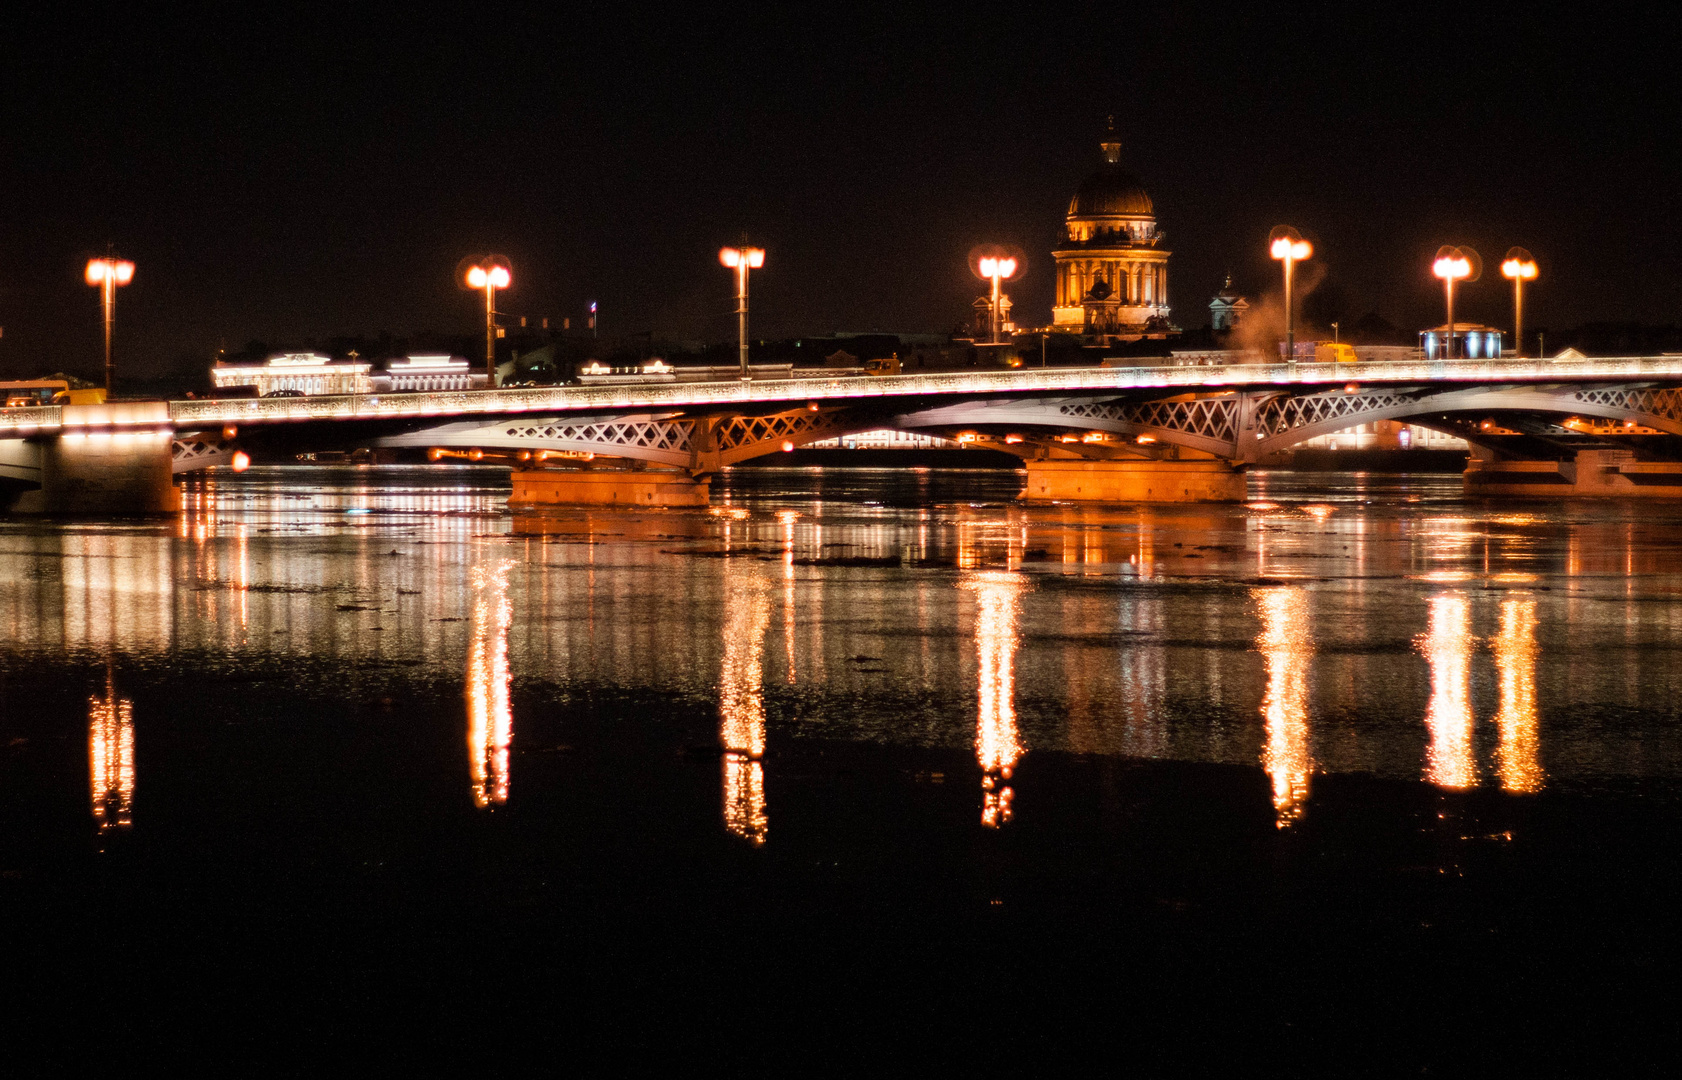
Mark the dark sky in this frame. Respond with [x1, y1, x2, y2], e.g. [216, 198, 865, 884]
[0, 5, 1676, 377]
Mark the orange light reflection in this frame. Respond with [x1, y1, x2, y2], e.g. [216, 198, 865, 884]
[721, 565, 771, 844]
[1492, 597, 1544, 793]
[965, 570, 1026, 827]
[467, 559, 515, 808]
[89, 671, 134, 832]
[1420, 594, 1477, 789]
[1255, 586, 1313, 826]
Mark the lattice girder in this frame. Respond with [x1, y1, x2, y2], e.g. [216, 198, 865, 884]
[888, 396, 1245, 458]
[172, 435, 238, 473]
[374, 413, 701, 468]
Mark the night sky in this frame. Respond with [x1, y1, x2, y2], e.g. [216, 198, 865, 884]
[0, 6, 1675, 378]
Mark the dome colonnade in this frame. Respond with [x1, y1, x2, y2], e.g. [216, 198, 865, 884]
[1051, 121, 1171, 336]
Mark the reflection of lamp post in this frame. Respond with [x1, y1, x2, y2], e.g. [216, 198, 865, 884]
[85, 257, 135, 397]
[1432, 246, 1479, 359]
[1268, 227, 1312, 364]
[977, 255, 1019, 344]
[464, 259, 512, 385]
[719, 244, 765, 381]
[1501, 248, 1538, 358]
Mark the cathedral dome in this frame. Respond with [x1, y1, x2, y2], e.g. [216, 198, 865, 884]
[1067, 119, 1154, 219]
[1068, 167, 1154, 218]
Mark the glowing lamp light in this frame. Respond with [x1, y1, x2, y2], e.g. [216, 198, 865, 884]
[461, 256, 513, 383]
[230, 451, 251, 472]
[1433, 254, 1473, 281]
[1267, 227, 1312, 363]
[781, 440, 795, 452]
[85, 259, 135, 286]
[720, 243, 766, 380]
[719, 246, 765, 269]
[1501, 247, 1539, 357]
[1269, 237, 1312, 261]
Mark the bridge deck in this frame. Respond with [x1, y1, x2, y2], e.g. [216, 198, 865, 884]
[6, 357, 1682, 435]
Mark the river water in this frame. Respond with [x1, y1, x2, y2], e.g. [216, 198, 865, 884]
[4, 464, 1681, 1070]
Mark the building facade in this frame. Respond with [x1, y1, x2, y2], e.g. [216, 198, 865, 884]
[1051, 120, 1172, 335]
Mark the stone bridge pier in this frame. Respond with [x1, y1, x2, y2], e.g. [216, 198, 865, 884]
[1, 403, 182, 514]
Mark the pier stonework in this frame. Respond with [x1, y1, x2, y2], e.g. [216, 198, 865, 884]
[509, 467, 711, 507]
[1022, 459, 1247, 503]
[12, 403, 179, 515]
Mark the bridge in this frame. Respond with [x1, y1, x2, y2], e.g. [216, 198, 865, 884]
[8, 355, 1682, 512]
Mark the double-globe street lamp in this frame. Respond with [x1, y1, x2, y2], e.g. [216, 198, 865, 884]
[719, 244, 765, 381]
[464, 258, 512, 384]
[1432, 246, 1481, 359]
[977, 253, 1019, 345]
[1269, 227, 1312, 364]
[1501, 248, 1539, 358]
[85, 256, 135, 397]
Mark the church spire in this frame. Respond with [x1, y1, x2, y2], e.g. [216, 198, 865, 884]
[1100, 115, 1122, 165]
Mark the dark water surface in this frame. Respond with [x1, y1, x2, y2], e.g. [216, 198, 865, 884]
[4, 465, 1682, 1071]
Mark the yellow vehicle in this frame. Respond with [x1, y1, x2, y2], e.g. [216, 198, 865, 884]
[51, 388, 108, 405]
[1314, 342, 1358, 364]
[863, 354, 901, 376]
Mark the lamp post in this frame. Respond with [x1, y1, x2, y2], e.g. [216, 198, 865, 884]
[85, 256, 135, 397]
[977, 255, 1019, 345]
[1501, 247, 1538, 358]
[1432, 246, 1480, 360]
[1268, 227, 1312, 364]
[464, 258, 512, 385]
[719, 244, 765, 380]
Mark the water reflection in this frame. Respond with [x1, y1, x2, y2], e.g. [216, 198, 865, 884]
[1493, 597, 1544, 793]
[720, 563, 771, 844]
[88, 667, 134, 832]
[467, 559, 515, 808]
[1255, 586, 1314, 826]
[1421, 594, 1476, 789]
[964, 570, 1026, 827]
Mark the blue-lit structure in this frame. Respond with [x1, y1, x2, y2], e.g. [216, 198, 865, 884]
[1421, 323, 1504, 361]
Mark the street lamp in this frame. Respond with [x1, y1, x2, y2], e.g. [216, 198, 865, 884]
[1501, 247, 1538, 358]
[464, 258, 512, 385]
[1432, 246, 1481, 360]
[719, 243, 765, 381]
[977, 254, 1019, 345]
[85, 256, 135, 397]
[1268, 227, 1312, 364]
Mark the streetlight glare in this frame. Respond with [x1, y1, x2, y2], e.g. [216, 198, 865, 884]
[466, 266, 488, 288]
[85, 256, 135, 395]
[1433, 255, 1471, 280]
[1502, 248, 1538, 280]
[487, 265, 510, 288]
[1268, 226, 1311, 363]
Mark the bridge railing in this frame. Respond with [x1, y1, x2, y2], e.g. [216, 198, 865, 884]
[8, 357, 1682, 437]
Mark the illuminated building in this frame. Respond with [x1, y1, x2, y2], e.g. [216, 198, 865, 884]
[1051, 118, 1173, 337]
[1420, 324, 1505, 361]
[372, 355, 486, 393]
[212, 353, 373, 396]
[1209, 275, 1249, 333]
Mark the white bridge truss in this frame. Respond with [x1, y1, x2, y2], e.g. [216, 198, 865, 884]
[156, 381, 1682, 475]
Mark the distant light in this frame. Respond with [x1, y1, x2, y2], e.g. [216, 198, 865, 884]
[488, 266, 510, 288]
[230, 451, 251, 471]
[720, 248, 740, 268]
[467, 266, 488, 288]
[781, 440, 795, 452]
